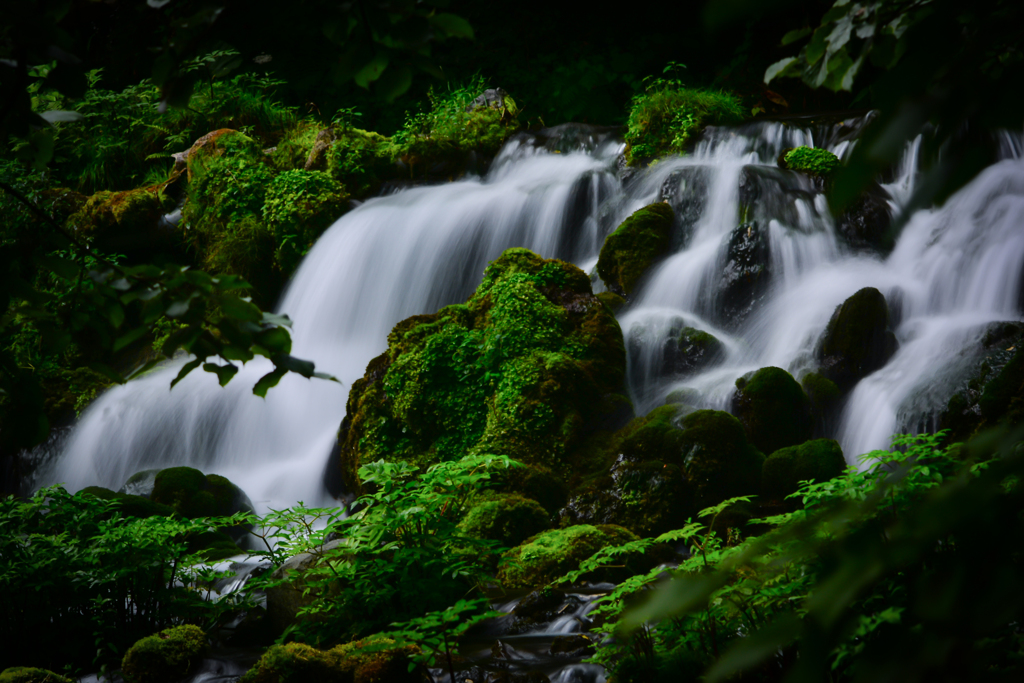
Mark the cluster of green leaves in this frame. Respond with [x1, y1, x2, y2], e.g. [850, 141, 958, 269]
[0, 486, 248, 674]
[781, 146, 841, 176]
[624, 64, 745, 164]
[585, 430, 1024, 682]
[243, 454, 519, 646]
[763, 0, 1024, 219]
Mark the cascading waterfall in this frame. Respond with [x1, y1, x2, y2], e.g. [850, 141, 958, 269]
[41, 118, 1024, 513]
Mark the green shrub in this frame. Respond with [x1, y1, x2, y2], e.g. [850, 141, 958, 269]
[624, 76, 745, 165]
[780, 146, 840, 176]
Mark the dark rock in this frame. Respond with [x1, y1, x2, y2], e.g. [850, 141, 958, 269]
[550, 634, 596, 657]
[762, 439, 846, 502]
[716, 221, 771, 328]
[801, 372, 842, 437]
[659, 166, 710, 250]
[817, 287, 898, 391]
[835, 182, 894, 254]
[733, 367, 813, 457]
[467, 88, 511, 112]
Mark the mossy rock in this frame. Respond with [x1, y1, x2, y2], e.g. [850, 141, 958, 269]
[817, 287, 898, 391]
[596, 290, 626, 313]
[268, 120, 320, 172]
[561, 405, 696, 536]
[239, 637, 424, 683]
[801, 371, 842, 436]
[498, 524, 640, 589]
[459, 493, 551, 548]
[0, 669, 72, 683]
[121, 625, 208, 683]
[325, 128, 396, 198]
[336, 247, 630, 497]
[624, 87, 745, 165]
[778, 146, 839, 177]
[151, 466, 253, 519]
[632, 324, 724, 380]
[597, 202, 675, 297]
[262, 169, 349, 274]
[79, 486, 176, 519]
[732, 367, 813, 456]
[67, 180, 178, 254]
[677, 409, 765, 508]
[762, 439, 846, 502]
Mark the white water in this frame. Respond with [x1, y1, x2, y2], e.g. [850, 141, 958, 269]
[41, 120, 1024, 510]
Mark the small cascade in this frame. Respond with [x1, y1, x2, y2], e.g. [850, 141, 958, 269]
[41, 116, 1024, 511]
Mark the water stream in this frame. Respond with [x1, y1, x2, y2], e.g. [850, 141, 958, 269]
[39, 118, 1024, 515]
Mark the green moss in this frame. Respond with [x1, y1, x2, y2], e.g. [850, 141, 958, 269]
[79, 486, 176, 519]
[732, 367, 812, 456]
[762, 439, 846, 501]
[151, 466, 251, 519]
[678, 410, 764, 508]
[801, 371, 841, 432]
[561, 405, 697, 536]
[597, 203, 675, 297]
[121, 625, 207, 683]
[325, 128, 395, 198]
[458, 493, 551, 549]
[269, 121, 321, 172]
[0, 669, 72, 683]
[596, 290, 626, 313]
[780, 146, 840, 176]
[818, 287, 898, 390]
[239, 637, 423, 683]
[68, 180, 178, 247]
[263, 169, 348, 273]
[336, 248, 628, 495]
[498, 524, 639, 589]
[624, 87, 745, 165]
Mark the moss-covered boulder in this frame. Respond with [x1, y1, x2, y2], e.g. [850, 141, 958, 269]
[659, 326, 724, 378]
[239, 638, 424, 683]
[778, 146, 839, 177]
[498, 524, 639, 589]
[732, 367, 813, 456]
[817, 287, 898, 391]
[762, 439, 846, 502]
[79, 486, 175, 519]
[624, 87, 745, 165]
[121, 625, 207, 683]
[0, 669, 72, 683]
[801, 371, 842, 436]
[336, 247, 631, 498]
[68, 179, 179, 254]
[262, 169, 348, 274]
[560, 405, 696, 536]
[677, 410, 765, 508]
[151, 466, 253, 520]
[325, 128, 395, 198]
[459, 493, 551, 548]
[597, 203, 675, 297]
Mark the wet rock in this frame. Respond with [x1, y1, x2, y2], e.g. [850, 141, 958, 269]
[467, 88, 512, 112]
[817, 287, 898, 391]
[835, 182, 893, 254]
[560, 405, 696, 536]
[762, 438, 846, 502]
[550, 634, 596, 657]
[716, 221, 771, 328]
[659, 166, 710, 250]
[677, 409, 765, 508]
[150, 466, 254, 526]
[596, 202, 675, 297]
[939, 322, 1024, 442]
[512, 586, 567, 622]
[732, 367, 813, 456]
[498, 524, 640, 589]
[121, 625, 208, 683]
[627, 322, 724, 383]
[264, 539, 346, 634]
[459, 494, 552, 548]
[238, 637, 424, 683]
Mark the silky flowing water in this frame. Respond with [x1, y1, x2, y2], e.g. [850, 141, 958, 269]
[34, 116, 1024, 682]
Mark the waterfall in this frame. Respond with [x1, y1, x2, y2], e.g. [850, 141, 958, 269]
[41, 120, 1024, 510]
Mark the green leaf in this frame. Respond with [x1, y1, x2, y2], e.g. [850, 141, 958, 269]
[376, 65, 413, 102]
[202, 362, 239, 387]
[113, 326, 149, 352]
[170, 358, 202, 389]
[218, 294, 262, 323]
[705, 614, 802, 682]
[781, 27, 812, 46]
[256, 326, 292, 355]
[275, 354, 315, 378]
[430, 13, 474, 39]
[37, 254, 81, 281]
[355, 54, 390, 88]
[253, 368, 287, 397]
[764, 57, 797, 84]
